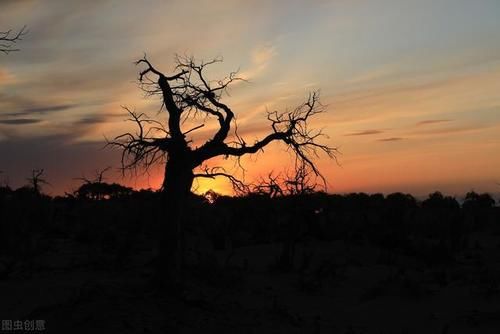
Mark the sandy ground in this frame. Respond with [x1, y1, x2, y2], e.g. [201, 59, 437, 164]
[1, 233, 500, 333]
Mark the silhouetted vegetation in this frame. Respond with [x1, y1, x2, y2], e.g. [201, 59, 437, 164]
[1, 178, 499, 332]
[107, 55, 337, 288]
[0, 25, 27, 54]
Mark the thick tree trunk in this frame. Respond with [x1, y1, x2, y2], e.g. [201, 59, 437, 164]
[156, 154, 194, 289]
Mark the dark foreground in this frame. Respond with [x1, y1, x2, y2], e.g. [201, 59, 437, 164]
[1, 188, 499, 333]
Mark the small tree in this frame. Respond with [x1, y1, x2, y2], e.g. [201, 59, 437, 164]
[74, 167, 111, 200]
[26, 169, 48, 195]
[0, 26, 27, 54]
[109, 55, 337, 286]
[251, 162, 319, 198]
[252, 172, 285, 198]
[463, 191, 495, 210]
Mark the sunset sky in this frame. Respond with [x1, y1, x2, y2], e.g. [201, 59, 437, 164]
[1, 0, 500, 197]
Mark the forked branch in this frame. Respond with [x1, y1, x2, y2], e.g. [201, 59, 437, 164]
[106, 107, 171, 173]
[111, 55, 337, 193]
[0, 26, 27, 54]
[195, 91, 338, 186]
[194, 166, 249, 195]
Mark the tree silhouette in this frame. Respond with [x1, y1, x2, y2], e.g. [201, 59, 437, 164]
[26, 169, 48, 195]
[0, 26, 27, 54]
[284, 162, 319, 196]
[109, 55, 336, 287]
[73, 167, 130, 200]
[463, 191, 495, 210]
[251, 162, 319, 198]
[422, 191, 459, 210]
[252, 172, 285, 198]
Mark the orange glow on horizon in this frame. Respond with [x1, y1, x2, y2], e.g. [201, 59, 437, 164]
[1, 1, 499, 197]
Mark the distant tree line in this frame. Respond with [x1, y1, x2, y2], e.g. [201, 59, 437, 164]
[0, 170, 499, 281]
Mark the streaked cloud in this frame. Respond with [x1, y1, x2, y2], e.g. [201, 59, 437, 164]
[416, 119, 453, 126]
[239, 44, 278, 81]
[412, 124, 490, 137]
[0, 67, 16, 86]
[74, 112, 123, 125]
[0, 0, 499, 195]
[4, 103, 79, 117]
[377, 137, 404, 142]
[0, 118, 41, 125]
[345, 130, 384, 136]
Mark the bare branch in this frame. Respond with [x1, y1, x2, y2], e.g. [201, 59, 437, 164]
[106, 107, 171, 174]
[110, 55, 337, 195]
[194, 165, 250, 195]
[0, 26, 28, 54]
[75, 166, 112, 184]
[172, 55, 243, 144]
[195, 91, 338, 188]
[26, 168, 49, 194]
[250, 162, 321, 197]
[183, 123, 205, 136]
[283, 161, 320, 195]
[251, 172, 285, 198]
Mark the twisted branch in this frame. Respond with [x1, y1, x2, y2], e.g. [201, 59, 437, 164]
[106, 107, 171, 173]
[194, 165, 249, 195]
[0, 26, 27, 54]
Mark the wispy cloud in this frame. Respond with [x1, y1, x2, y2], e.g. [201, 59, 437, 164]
[0, 118, 42, 125]
[345, 129, 384, 136]
[5, 104, 79, 117]
[348, 66, 396, 85]
[1, 0, 500, 195]
[74, 112, 123, 125]
[0, 67, 16, 86]
[239, 44, 277, 80]
[413, 125, 489, 136]
[416, 119, 453, 126]
[377, 137, 404, 142]
[0, 131, 122, 194]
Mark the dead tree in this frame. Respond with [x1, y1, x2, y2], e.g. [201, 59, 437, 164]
[266, 162, 319, 270]
[284, 162, 318, 196]
[252, 172, 285, 198]
[74, 167, 111, 200]
[26, 169, 48, 195]
[108, 55, 337, 287]
[252, 162, 319, 198]
[0, 26, 27, 54]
